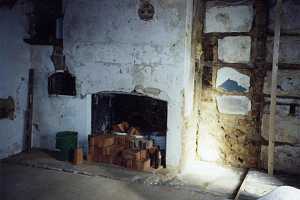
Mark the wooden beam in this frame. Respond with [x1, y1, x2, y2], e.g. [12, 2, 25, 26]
[192, 0, 205, 158]
[25, 69, 34, 152]
[268, 0, 282, 176]
[234, 169, 249, 200]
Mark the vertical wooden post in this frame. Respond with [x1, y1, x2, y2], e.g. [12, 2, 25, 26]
[252, 0, 268, 169]
[268, 0, 282, 176]
[192, 0, 205, 157]
[25, 69, 34, 152]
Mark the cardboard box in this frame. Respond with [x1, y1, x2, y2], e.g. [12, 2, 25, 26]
[73, 148, 83, 165]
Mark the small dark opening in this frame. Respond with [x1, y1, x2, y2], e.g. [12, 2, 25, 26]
[24, 0, 63, 45]
[48, 71, 76, 96]
[290, 104, 297, 116]
[92, 93, 167, 134]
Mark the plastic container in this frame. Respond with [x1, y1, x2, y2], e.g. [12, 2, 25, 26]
[56, 131, 78, 161]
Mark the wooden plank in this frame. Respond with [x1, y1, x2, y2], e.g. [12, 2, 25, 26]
[234, 169, 249, 200]
[25, 69, 34, 152]
[268, 0, 282, 176]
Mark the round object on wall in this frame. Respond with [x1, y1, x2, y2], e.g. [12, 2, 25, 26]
[138, 0, 155, 21]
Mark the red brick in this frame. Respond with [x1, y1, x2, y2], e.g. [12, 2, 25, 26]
[134, 159, 151, 171]
[87, 153, 94, 162]
[94, 135, 115, 147]
[73, 148, 83, 165]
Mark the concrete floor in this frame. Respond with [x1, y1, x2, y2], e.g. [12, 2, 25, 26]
[236, 170, 300, 200]
[2, 151, 300, 200]
[2, 149, 245, 199]
[178, 161, 246, 196]
[0, 163, 229, 200]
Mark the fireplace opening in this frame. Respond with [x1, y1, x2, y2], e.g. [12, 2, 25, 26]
[90, 92, 168, 170]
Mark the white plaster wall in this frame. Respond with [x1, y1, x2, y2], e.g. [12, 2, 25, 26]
[218, 36, 251, 63]
[32, 0, 193, 167]
[0, 4, 31, 159]
[31, 47, 91, 154]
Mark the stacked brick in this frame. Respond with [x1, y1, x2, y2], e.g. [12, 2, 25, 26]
[87, 134, 161, 171]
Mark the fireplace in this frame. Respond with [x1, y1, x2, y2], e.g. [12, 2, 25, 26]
[91, 92, 168, 169]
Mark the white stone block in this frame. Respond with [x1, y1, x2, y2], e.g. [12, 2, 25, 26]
[216, 95, 251, 115]
[205, 3, 253, 33]
[218, 36, 251, 63]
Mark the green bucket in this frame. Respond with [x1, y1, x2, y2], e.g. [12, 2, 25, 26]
[56, 131, 78, 161]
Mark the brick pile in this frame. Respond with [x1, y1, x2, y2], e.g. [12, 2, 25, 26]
[87, 134, 161, 171]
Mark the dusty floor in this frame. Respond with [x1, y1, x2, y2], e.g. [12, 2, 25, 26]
[0, 163, 229, 200]
[237, 170, 300, 200]
[2, 150, 299, 200]
[179, 161, 246, 196]
[2, 149, 244, 198]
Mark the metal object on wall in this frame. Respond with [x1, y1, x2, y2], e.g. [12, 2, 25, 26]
[51, 46, 65, 71]
[48, 46, 76, 96]
[138, 0, 155, 21]
[0, 96, 15, 120]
